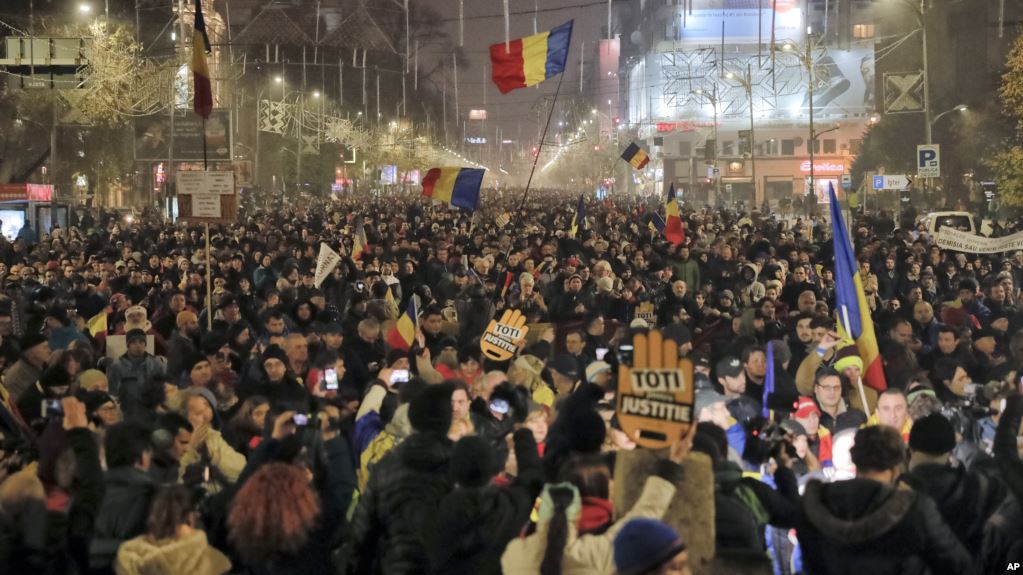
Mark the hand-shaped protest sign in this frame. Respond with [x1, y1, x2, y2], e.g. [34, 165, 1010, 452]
[616, 329, 695, 449]
[481, 309, 530, 362]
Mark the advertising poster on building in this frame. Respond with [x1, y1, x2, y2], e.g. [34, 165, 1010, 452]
[134, 109, 233, 162]
[676, 0, 803, 45]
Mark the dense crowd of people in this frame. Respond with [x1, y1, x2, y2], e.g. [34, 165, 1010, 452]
[0, 188, 1021, 574]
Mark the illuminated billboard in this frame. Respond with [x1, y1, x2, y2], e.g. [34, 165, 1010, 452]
[675, 0, 802, 45]
[629, 45, 875, 128]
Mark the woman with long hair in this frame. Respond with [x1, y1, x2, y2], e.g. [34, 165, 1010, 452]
[228, 410, 355, 575]
[223, 395, 269, 456]
[227, 463, 323, 574]
[115, 485, 230, 575]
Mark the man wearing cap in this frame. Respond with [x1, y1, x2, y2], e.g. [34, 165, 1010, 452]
[971, 326, 1004, 382]
[2, 331, 51, 403]
[716, 356, 761, 424]
[791, 396, 833, 467]
[106, 328, 165, 416]
[695, 388, 746, 460]
[549, 353, 581, 397]
[551, 273, 592, 322]
[166, 310, 202, 386]
[902, 413, 1006, 556]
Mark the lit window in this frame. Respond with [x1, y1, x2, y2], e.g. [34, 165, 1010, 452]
[852, 24, 875, 39]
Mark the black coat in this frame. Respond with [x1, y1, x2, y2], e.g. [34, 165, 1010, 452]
[339, 432, 453, 575]
[902, 462, 1007, 555]
[425, 429, 544, 575]
[798, 478, 974, 575]
[89, 466, 158, 573]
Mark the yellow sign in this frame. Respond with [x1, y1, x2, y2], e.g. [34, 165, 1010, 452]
[481, 309, 530, 362]
[616, 329, 695, 449]
[635, 301, 656, 323]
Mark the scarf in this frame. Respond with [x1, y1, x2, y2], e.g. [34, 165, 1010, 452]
[577, 496, 614, 534]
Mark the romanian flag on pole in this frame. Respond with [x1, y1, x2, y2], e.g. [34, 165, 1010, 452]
[191, 0, 213, 119]
[489, 21, 573, 94]
[829, 183, 886, 392]
[387, 298, 418, 351]
[352, 217, 368, 260]
[422, 167, 484, 211]
[570, 194, 586, 237]
[664, 184, 684, 246]
[621, 142, 651, 170]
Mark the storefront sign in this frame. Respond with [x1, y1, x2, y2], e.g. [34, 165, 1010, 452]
[0, 184, 52, 202]
[799, 160, 846, 175]
[655, 121, 718, 133]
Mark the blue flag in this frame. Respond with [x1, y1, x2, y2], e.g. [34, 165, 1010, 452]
[762, 341, 775, 418]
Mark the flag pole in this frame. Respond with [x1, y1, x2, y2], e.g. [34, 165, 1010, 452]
[842, 304, 870, 413]
[519, 71, 565, 210]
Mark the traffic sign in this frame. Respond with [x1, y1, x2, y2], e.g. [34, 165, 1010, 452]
[917, 144, 940, 178]
[872, 174, 913, 190]
[841, 174, 852, 190]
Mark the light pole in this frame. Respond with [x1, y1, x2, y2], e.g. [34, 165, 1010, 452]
[725, 66, 756, 206]
[693, 86, 722, 205]
[777, 32, 822, 210]
[930, 104, 967, 132]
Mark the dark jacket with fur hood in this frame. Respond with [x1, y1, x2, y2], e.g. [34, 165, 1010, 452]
[798, 477, 973, 575]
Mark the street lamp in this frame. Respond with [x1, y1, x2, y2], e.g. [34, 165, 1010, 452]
[724, 65, 757, 206]
[930, 104, 967, 129]
[78, 4, 92, 14]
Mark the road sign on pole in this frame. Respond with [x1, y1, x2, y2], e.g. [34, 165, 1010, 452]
[841, 174, 852, 190]
[872, 175, 913, 190]
[917, 144, 940, 178]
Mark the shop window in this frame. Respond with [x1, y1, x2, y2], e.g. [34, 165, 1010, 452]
[852, 24, 875, 39]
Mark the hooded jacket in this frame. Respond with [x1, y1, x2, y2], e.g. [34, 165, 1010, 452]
[500, 470, 679, 575]
[115, 530, 231, 575]
[340, 431, 453, 575]
[90, 466, 159, 572]
[798, 478, 973, 575]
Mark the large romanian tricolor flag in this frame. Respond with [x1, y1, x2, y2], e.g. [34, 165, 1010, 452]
[829, 183, 886, 392]
[422, 167, 484, 211]
[621, 142, 650, 170]
[664, 184, 684, 246]
[387, 298, 418, 351]
[489, 21, 573, 94]
[191, 0, 213, 119]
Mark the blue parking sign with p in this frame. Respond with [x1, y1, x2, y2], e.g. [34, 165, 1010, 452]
[917, 144, 940, 178]
[872, 175, 884, 190]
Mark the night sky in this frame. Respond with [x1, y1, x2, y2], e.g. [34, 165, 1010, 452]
[421, 0, 610, 142]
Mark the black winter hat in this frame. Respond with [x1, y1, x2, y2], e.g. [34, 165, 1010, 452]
[450, 435, 499, 488]
[40, 363, 72, 389]
[408, 382, 454, 436]
[908, 413, 956, 455]
[201, 331, 227, 356]
[262, 344, 289, 366]
[19, 331, 48, 352]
